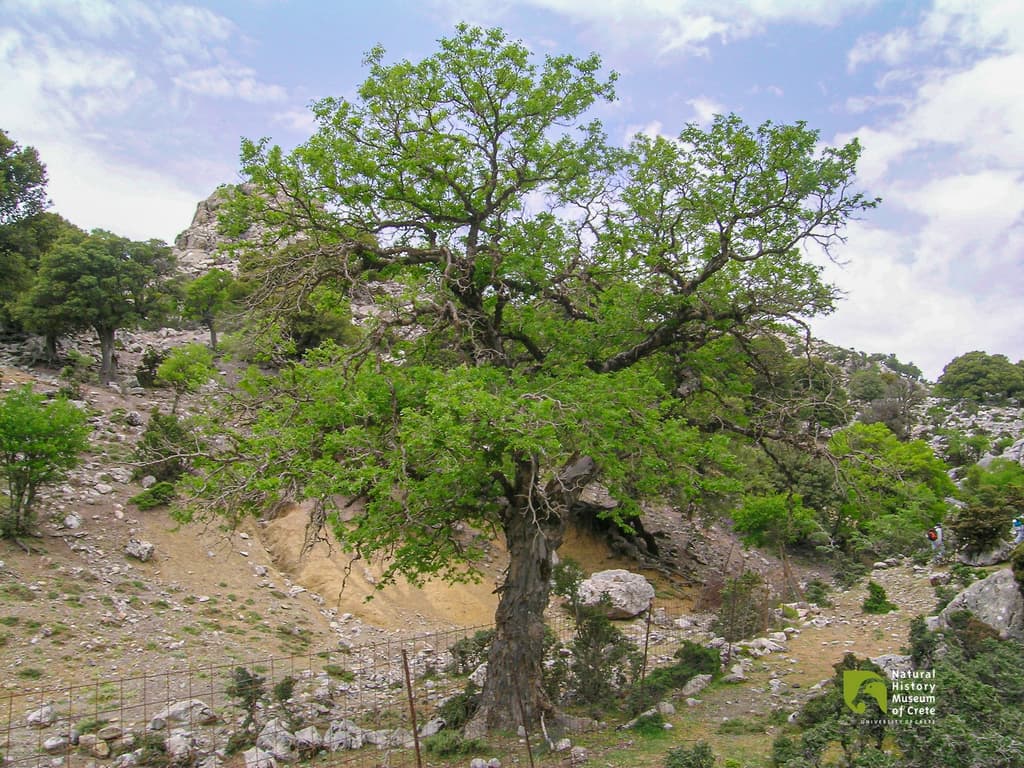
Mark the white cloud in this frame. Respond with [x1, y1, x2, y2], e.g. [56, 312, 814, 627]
[39, 139, 205, 243]
[431, 0, 872, 57]
[273, 107, 319, 136]
[621, 120, 665, 144]
[687, 96, 723, 126]
[828, 1, 1024, 373]
[847, 28, 915, 71]
[174, 65, 288, 103]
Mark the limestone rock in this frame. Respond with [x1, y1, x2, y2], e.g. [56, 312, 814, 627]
[27, 704, 56, 727]
[323, 719, 365, 751]
[680, 674, 712, 697]
[935, 568, 1024, 639]
[148, 699, 217, 730]
[578, 569, 655, 619]
[257, 718, 297, 762]
[125, 538, 155, 562]
[242, 747, 277, 768]
[958, 540, 1015, 566]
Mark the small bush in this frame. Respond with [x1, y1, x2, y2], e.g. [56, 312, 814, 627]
[631, 711, 667, 736]
[712, 571, 770, 643]
[273, 676, 295, 702]
[906, 615, 939, 668]
[436, 683, 480, 731]
[133, 410, 196, 482]
[129, 481, 176, 510]
[324, 664, 354, 681]
[804, 578, 833, 607]
[1012, 543, 1024, 598]
[135, 347, 167, 388]
[627, 641, 720, 713]
[862, 581, 897, 614]
[423, 730, 487, 758]
[447, 629, 494, 675]
[945, 610, 1001, 659]
[664, 741, 715, 768]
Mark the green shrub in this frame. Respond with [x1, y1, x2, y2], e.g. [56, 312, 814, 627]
[1012, 544, 1024, 599]
[906, 615, 939, 668]
[0, 386, 89, 537]
[273, 675, 295, 702]
[135, 347, 167, 388]
[447, 629, 494, 675]
[133, 410, 195, 482]
[631, 711, 667, 736]
[664, 741, 715, 768]
[804, 578, 832, 607]
[862, 581, 897, 614]
[436, 683, 480, 731]
[129, 481, 176, 510]
[423, 730, 487, 757]
[627, 641, 720, 714]
[59, 350, 94, 398]
[552, 560, 643, 713]
[712, 571, 769, 643]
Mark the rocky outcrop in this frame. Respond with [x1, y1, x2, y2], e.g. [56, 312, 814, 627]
[578, 569, 655, 619]
[931, 568, 1024, 639]
[172, 186, 249, 278]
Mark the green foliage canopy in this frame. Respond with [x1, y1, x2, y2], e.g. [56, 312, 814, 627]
[156, 343, 216, 413]
[0, 385, 89, 537]
[935, 350, 1024, 403]
[0, 130, 48, 227]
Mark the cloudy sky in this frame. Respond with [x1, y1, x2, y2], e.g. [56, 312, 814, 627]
[3, 0, 1022, 380]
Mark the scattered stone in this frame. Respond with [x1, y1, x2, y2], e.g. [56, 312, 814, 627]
[570, 745, 589, 765]
[680, 674, 712, 697]
[257, 718, 297, 762]
[148, 699, 218, 730]
[242, 747, 276, 768]
[27, 704, 56, 727]
[125, 538, 155, 562]
[140, 475, 157, 489]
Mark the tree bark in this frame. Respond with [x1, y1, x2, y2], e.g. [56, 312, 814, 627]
[466, 455, 597, 737]
[96, 326, 116, 384]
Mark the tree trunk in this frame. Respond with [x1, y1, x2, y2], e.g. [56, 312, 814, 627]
[466, 455, 597, 737]
[97, 326, 116, 384]
[208, 322, 218, 350]
[44, 333, 58, 363]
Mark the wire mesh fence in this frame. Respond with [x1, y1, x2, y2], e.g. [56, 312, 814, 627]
[1, 597, 706, 768]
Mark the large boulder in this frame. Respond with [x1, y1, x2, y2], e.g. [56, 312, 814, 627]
[578, 569, 655, 619]
[932, 568, 1024, 640]
[958, 539, 1015, 566]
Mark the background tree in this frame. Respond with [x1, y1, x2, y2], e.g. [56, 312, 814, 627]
[183, 268, 234, 348]
[15, 230, 173, 382]
[156, 343, 216, 413]
[196, 25, 875, 734]
[826, 422, 955, 556]
[0, 130, 48, 226]
[935, 350, 1024, 403]
[0, 385, 89, 539]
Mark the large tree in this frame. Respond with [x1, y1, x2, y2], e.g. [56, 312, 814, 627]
[199, 25, 876, 733]
[16, 230, 174, 381]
